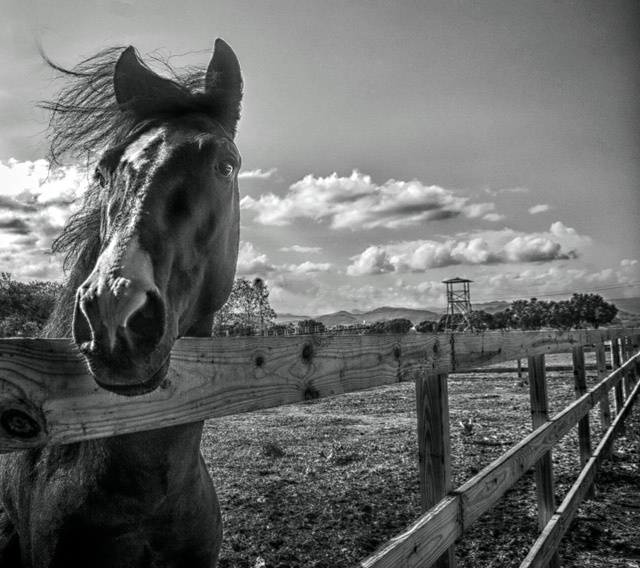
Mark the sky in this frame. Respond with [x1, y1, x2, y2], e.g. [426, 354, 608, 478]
[1, 0, 639, 316]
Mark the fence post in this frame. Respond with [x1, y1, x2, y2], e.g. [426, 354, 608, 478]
[528, 354, 560, 568]
[594, 342, 612, 460]
[623, 336, 637, 389]
[572, 346, 594, 498]
[611, 338, 625, 412]
[415, 371, 455, 568]
[633, 335, 640, 385]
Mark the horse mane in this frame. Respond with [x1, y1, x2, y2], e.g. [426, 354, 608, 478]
[42, 47, 231, 337]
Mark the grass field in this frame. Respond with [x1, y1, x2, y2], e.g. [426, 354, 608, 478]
[201, 353, 640, 567]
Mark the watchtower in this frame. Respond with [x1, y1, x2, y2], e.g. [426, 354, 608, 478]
[442, 277, 474, 332]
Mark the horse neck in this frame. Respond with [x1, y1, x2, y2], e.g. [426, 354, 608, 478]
[104, 421, 204, 466]
[85, 422, 206, 496]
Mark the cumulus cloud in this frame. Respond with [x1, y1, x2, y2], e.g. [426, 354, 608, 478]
[240, 170, 497, 230]
[484, 187, 529, 196]
[283, 261, 333, 274]
[347, 246, 395, 276]
[347, 223, 591, 275]
[483, 213, 506, 222]
[237, 242, 332, 277]
[476, 259, 640, 302]
[238, 168, 277, 180]
[236, 241, 275, 276]
[279, 245, 323, 254]
[0, 159, 88, 280]
[529, 204, 551, 215]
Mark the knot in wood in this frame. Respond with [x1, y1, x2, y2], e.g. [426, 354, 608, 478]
[1, 409, 41, 439]
[301, 343, 313, 363]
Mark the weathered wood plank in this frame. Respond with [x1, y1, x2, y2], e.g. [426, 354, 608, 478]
[572, 346, 594, 499]
[0, 330, 637, 451]
[610, 338, 625, 437]
[360, 496, 461, 568]
[415, 371, 455, 567]
[527, 355, 560, 568]
[594, 342, 612, 460]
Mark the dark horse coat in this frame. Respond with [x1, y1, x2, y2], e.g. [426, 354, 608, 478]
[0, 39, 243, 567]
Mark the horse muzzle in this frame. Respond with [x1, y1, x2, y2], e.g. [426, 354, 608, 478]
[72, 238, 171, 396]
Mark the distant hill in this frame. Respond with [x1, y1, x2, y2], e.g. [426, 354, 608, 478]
[360, 306, 441, 323]
[275, 297, 640, 326]
[315, 310, 361, 327]
[277, 306, 440, 326]
[609, 297, 640, 315]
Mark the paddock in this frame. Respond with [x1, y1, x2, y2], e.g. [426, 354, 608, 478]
[0, 328, 638, 566]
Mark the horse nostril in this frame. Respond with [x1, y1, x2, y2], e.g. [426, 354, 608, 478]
[73, 292, 99, 352]
[126, 290, 166, 353]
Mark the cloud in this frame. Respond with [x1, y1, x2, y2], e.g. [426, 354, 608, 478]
[463, 202, 495, 218]
[347, 246, 395, 276]
[238, 168, 277, 180]
[237, 241, 332, 277]
[241, 170, 497, 230]
[283, 261, 333, 274]
[0, 159, 87, 205]
[0, 159, 88, 281]
[0, 218, 31, 234]
[529, 204, 551, 215]
[347, 223, 591, 275]
[475, 259, 640, 302]
[279, 245, 323, 254]
[236, 241, 275, 276]
[482, 213, 506, 222]
[484, 187, 529, 196]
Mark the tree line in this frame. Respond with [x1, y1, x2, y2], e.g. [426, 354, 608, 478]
[0, 272, 620, 338]
[416, 294, 618, 332]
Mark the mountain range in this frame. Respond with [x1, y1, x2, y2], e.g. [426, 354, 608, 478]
[277, 297, 640, 327]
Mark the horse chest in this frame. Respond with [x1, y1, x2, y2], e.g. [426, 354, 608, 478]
[6, 445, 220, 568]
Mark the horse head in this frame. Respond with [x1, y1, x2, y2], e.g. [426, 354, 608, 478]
[72, 39, 242, 396]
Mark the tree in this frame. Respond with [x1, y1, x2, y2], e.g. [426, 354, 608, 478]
[491, 309, 513, 330]
[367, 318, 413, 334]
[469, 310, 495, 331]
[510, 298, 550, 330]
[253, 278, 277, 334]
[415, 319, 437, 333]
[546, 300, 579, 330]
[495, 294, 618, 331]
[212, 277, 277, 335]
[0, 273, 62, 337]
[569, 293, 617, 329]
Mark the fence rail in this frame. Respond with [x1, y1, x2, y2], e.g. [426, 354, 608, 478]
[0, 328, 638, 566]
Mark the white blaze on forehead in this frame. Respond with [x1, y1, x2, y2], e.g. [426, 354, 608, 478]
[123, 128, 164, 171]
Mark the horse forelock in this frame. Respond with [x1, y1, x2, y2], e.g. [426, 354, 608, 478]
[41, 47, 238, 168]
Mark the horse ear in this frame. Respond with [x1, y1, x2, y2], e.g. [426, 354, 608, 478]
[205, 39, 243, 130]
[114, 46, 186, 115]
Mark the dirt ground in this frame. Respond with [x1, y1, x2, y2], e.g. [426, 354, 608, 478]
[201, 353, 640, 568]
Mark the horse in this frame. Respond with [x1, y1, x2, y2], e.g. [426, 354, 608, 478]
[0, 38, 242, 567]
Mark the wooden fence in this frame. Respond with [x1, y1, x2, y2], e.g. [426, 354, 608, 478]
[0, 327, 638, 566]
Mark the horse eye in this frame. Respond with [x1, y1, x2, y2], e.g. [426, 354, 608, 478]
[216, 160, 235, 178]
